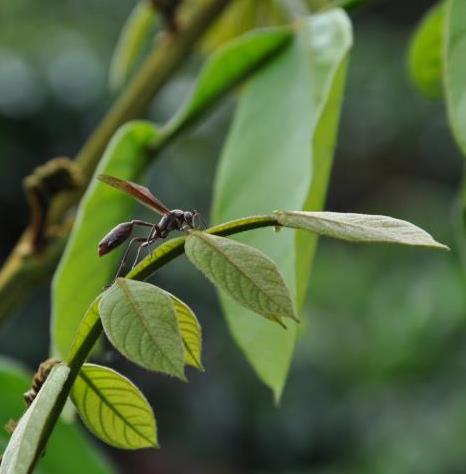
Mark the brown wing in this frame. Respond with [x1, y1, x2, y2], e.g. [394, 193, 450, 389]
[98, 174, 170, 216]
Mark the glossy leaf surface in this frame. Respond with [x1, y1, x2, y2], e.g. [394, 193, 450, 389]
[71, 364, 157, 450]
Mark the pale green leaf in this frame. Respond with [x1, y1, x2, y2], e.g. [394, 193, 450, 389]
[408, 1, 445, 100]
[71, 364, 157, 450]
[211, 10, 352, 401]
[165, 26, 292, 134]
[0, 364, 70, 474]
[99, 279, 185, 379]
[276, 211, 449, 249]
[445, 0, 466, 154]
[52, 121, 159, 359]
[294, 34, 349, 306]
[109, 1, 158, 91]
[0, 359, 113, 474]
[185, 231, 297, 326]
[169, 294, 203, 370]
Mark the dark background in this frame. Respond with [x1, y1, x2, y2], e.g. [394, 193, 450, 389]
[1, 1, 465, 473]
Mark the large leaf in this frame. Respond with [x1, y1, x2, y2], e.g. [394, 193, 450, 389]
[212, 10, 352, 401]
[71, 364, 157, 450]
[99, 279, 185, 380]
[275, 211, 448, 249]
[445, 0, 466, 154]
[0, 364, 70, 474]
[185, 231, 297, 326]
[0, 359, 113, 474]
[109, 0, 158, 91]
[408, 1, 444, 100]
[52, 121, 159, 359]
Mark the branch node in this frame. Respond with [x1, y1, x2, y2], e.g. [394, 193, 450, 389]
[23, 158, 83, 252]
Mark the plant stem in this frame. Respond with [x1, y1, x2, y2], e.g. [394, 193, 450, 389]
[31, 214, 279, 470]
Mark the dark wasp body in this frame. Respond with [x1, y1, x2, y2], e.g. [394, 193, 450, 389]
[97, 175, 199, 279]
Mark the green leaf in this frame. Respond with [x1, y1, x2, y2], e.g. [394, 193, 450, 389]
[169, 294, 204, 370]
[445, 0, 466, 154]
[99, 278, 185, 379]
[52, 121, 159, 359]
[109, 1, 158, 91]
[0, 364, 70, 474]
[276, 211, 449, 250]
[164, 26, 292, 135]
[408, 1, 445, 100]
[211, 10, 352, 401]
[201, 1, 288, 53]
[71, 364, 157, 450]
[0, 359, 113, 474]
[185, 231, 297, 326]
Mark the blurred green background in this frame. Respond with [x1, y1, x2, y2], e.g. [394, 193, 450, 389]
[1, 0, 465, 473]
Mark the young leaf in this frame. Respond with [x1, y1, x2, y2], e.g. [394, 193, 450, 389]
[0, 360, 113, 474]
[164, 26, 292, 135]
[211, 10, 352, 401]
[445, 0, 466, 154]
[275, 211, 449, 250]
[52, 121, 159, 359]
[408, 1, 444, 100]
[109, 1, 158, 91]
[185, 231, 297, 326]
[0, 364, 70, 474]
[201, 0, 288, 53]
[99, 279, 185, 380]
[169, 294, 204, 370]
[71, 364, 157, 450]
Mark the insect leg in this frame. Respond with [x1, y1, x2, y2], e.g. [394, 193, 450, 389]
[196, 214, 208, 230]
[114, 236, 146, 280]
[131, 237, 158, 269]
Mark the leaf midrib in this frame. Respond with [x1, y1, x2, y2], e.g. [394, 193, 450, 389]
[192, 232, 293, 318]
[116, 279, 183, 377]
[78, 369, 155, 447]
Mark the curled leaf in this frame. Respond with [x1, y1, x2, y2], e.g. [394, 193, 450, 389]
[168, 294, 203, 370]
[275, 210, 449, 250]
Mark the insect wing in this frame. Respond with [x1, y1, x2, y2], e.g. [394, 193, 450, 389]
[98, 174, 170, 215]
